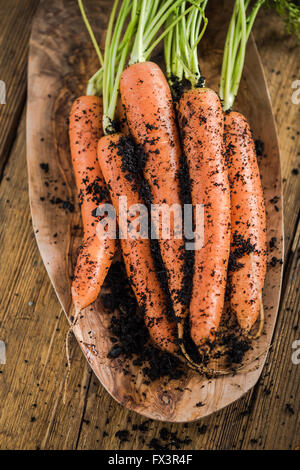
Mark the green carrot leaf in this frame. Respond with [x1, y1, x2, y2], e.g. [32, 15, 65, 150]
[267, 0, 300, 38]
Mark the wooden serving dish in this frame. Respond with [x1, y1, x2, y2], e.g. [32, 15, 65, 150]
[26, 0, 284, 422]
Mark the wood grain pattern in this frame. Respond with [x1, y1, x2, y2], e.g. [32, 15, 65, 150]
[26, 0, 283, 422]
[0, 0, 299, 450]
[0, 0, 40, 176]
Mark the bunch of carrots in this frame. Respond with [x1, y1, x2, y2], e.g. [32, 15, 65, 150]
[69, 0, 270, 375]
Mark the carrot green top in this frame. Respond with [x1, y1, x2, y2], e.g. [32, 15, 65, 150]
[79, 0, 198, 133]
[269, 0, 300, 39]
[79, 0, 299, 111]
[220, 0, 265, 112]
[78, 0, 138, 133]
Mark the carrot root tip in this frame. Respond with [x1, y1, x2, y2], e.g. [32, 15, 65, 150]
[63, 306, 82, 405]
[243, 297, 264, 341]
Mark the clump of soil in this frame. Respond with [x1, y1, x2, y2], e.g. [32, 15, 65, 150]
[222, 333, 252, 366]
[168, 75, 188, 101]
[103, 262, 185, 382]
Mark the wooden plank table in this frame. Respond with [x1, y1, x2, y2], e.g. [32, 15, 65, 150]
[0, 0, 299, 450]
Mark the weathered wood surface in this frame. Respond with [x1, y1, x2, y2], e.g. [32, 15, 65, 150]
[0, 0, 299, 449]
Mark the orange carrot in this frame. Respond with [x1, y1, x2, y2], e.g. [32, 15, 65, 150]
[69, 96, 115, 310]
[224, 111, 267, 332]
[93, 0, 193, 354]
[178, 87, 231, 350]
[97, 133, 178, 354]
[120, 62, 188, 323]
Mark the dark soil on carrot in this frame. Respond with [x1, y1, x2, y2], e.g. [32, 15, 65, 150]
[117, 135, 178, 323]
[103, 261, 185, 382]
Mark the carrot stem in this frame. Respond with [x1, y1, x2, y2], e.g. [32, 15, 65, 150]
[102, 0, 138, 134]
[129, 0, 198, 65]
[231, 0, 247, 105]
[78, 0, 104, 68]
[102, 0, 193, 131]
[79, 0, 138, 97]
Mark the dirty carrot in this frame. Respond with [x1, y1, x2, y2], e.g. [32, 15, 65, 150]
[220, 0, 267, 334]
[178, 90, 231, 350]
[167, 2, 231, 352]
[120, 0, 195, 329]
[98, 134, 178, 354]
